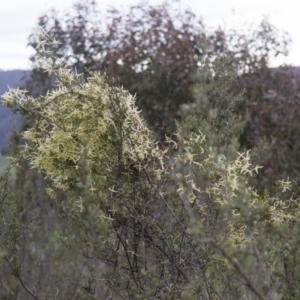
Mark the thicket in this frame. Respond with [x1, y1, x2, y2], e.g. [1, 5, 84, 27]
[1, 1, 300, 299]
[23, 1, 300, 193]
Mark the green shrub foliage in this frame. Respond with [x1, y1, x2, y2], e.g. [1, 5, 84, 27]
[2, 29, 300, 299]
[24, 0, 299, 196]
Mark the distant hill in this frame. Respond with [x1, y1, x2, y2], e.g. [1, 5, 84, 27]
[0, 70, 30, 154]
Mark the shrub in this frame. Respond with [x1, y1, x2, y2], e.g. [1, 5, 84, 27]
[2, 29, 300, 299]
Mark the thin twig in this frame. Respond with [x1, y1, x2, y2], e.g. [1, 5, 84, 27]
[198, 239, 265, 300]
[4, 256, 40, 300]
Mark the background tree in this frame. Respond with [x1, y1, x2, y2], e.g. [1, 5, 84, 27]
[26, 1, 204, 138]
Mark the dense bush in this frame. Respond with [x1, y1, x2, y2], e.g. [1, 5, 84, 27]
[24, 0, 300, 195]
[2, 1, 300, 298]
[1, 29, 300, 299]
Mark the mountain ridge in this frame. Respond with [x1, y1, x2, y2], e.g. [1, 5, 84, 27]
[0, 70, 30, 154]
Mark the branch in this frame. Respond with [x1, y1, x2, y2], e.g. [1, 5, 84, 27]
[4, 256, 40, 300]
[198, 239, 265, 300]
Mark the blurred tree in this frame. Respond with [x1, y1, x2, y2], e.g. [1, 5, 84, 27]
[210, 20, 300, 194]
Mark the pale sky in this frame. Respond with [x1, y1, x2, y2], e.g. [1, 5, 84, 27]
[0, 0, 299, 70]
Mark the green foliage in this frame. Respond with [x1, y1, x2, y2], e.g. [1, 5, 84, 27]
[170, 57, 300, 299]
[24, 0, 300, 198]
[0, 157, 27, 299]
[2, 28, 300, 299]
[237, 66, 300, 194]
